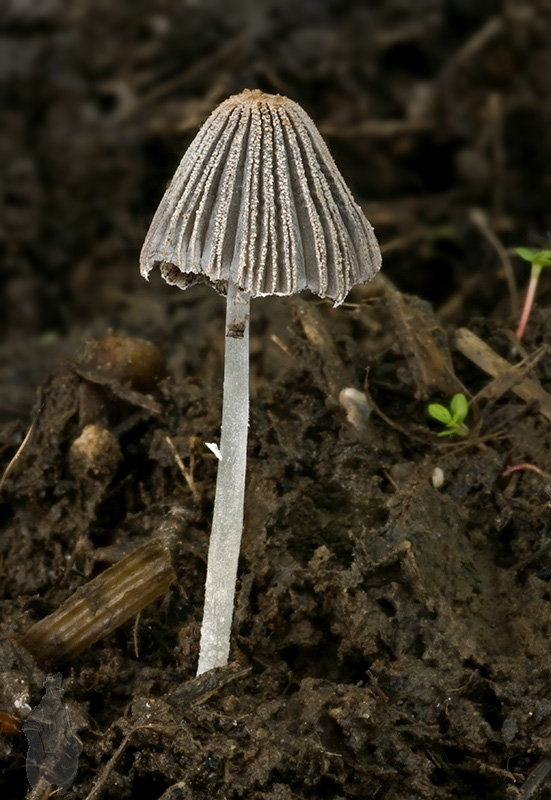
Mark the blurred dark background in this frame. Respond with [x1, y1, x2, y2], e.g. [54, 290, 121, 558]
[1, 0, 550, 419]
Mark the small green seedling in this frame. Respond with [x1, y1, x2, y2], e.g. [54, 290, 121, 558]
[515, 248, 551, 340]
[428, 393, 469, 438]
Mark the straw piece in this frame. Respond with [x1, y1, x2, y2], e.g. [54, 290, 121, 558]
[20, 539, 175, 664]
[455, 327, 551, 422]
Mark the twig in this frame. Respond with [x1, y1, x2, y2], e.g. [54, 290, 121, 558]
[470, 208, 519, 317]
[439, 16, 503, 77]
[165, 435, 200, 504]
[270, 334, 297, 361]
[84, 723, 176, 800]
[0, 403, 43, 495]
[362, 387, 433, 445]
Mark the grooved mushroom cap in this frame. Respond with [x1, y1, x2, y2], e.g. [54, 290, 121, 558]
[140, 89, 382, 305]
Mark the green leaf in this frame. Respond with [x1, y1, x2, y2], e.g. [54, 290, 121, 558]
[532, 250, 551, 269]
[428, 404, 452, 424]
[515, 247, 537, 263]
[450, 393, 468, 423]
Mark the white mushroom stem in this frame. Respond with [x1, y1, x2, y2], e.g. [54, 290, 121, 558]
[197, 280, 250, 675]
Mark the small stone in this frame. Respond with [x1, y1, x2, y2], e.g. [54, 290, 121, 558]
[339, 387, 373, 433]
[69, 424, 122, 483]
[431, 467, 445, 489]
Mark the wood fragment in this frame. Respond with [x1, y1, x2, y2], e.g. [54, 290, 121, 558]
[166, 662, 251, 712]
[382, 277, 462, 399]
[292, 296, 353, 406]
[291, 297, 382, 445]
[519, 758, 551, 799]
[71, 365, 163, 416]
[455, 328, 551, 421]
[20, 539, 175, 664]
[0, 710, 23, 736]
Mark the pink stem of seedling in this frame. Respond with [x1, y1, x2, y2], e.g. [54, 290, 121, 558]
[515, 266, 541, 340]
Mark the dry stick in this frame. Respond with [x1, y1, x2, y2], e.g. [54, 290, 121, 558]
[197, 282, 250, 676]
[165, 435, 200, 505]
[83, 724, 176, 800]
[439, 15, 503, 75]
[455, 328, 551, 422]
[0, 403, 43, 495]
[469, 208, 519, 318]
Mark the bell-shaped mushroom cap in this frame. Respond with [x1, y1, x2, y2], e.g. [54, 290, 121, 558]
[140, 89, 381, 306]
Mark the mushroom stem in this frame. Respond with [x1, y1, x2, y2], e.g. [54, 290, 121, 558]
[197, 280, 250, 675]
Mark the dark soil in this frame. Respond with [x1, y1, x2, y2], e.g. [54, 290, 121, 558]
[2, 1, 551, 799]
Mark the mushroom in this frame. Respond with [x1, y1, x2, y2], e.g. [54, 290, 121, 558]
[140, 89, 382, 674]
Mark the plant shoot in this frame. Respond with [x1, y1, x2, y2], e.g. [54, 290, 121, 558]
[515, 248, 551, 340]
[428, 393, 469, 438]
